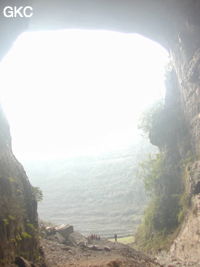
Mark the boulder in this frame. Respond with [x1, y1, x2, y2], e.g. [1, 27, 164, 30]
[68, 231, 87, 246]
[45, 226, 56, 236]
[104, 246, 111, 252]
[55, 224, 74, 239]
[78, 241, 88, 248]
[55, 232, 66, 244]
[87, 245, 103, 251]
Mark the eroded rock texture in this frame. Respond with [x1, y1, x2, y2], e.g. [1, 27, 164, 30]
[164, 3, 200, 262]
[172, 24, 200, 155]
[170, 161, 200, 263]
[0, 106, 39, 266]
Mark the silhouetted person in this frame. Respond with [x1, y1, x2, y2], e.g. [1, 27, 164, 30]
[114, 234, 117, 242]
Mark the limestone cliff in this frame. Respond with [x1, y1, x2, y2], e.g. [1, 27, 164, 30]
[168, 12, 200, 261]
[170, 161, 200, 263]
[0, 106, 39, 266]
[140, 2, 200, 261]
[138, 5, 200, 258]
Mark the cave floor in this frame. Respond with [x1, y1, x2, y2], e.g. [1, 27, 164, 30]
[40, 238, 199, 267]
[41, 238, 158, 267]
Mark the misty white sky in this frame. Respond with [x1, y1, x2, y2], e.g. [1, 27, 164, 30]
[0, 30, 168, 160]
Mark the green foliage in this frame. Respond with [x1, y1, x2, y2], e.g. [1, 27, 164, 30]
[8, 177, 16, 183]
[109, 236, 134, 244]
[21, 231, 32, 239]
[138, 153, 164, 195]
[177, 168, 191, 223]
[3, 219, 9, 225]
[180, 151, 196, 168]
[138, 86, 188, 149]
[134, 193, 182, 252]
[134, 83, 192, 252]
[138, 99, 175, 148]
[8, 215, 15, 221]
[32, 186, 43, 202]
[135, 201, 165, 252]
[138, 101, 164, 137]
[27, 223, 36, 231]
[135, 149, 191, 252]
[136, 127, 185, 251]
[15, 234, 22, 241]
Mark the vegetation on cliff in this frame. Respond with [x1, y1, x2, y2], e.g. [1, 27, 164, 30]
[134, 69, 192, 252]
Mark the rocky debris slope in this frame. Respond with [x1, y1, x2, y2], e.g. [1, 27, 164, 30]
[39, 224, 161, 267]
[41, 238, 161, 267]
[40, 223, 200, 267]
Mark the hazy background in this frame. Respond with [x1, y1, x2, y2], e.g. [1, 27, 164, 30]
[0, 30, 168, 236]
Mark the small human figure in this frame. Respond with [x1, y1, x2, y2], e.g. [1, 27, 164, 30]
[114, 234, 117, 242]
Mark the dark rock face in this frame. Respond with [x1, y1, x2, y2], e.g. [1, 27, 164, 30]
[0, 107, 39, 266]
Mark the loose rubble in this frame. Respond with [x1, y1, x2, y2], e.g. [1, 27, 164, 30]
[39, 223, 161, 266]
[14, 223, 200, 266]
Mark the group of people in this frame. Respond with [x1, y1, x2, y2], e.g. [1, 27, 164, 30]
[87, 234, 101, 241]
[87, 233, 118, 242]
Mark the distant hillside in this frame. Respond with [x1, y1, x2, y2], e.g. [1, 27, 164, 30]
[23, 139, 155, 238]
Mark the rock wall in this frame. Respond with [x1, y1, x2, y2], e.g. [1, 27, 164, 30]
[170, 161, 200, 264]
[0, 106, 39, 266]
[164, 4, 200, 261]
[172, 27, 200, 155]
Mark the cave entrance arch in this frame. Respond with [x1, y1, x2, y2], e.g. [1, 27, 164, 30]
[0, 27, 168, 238]
[0, 29, 168, 160]
[0, 1, 200, 265]
[0, 0, 189, 59]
